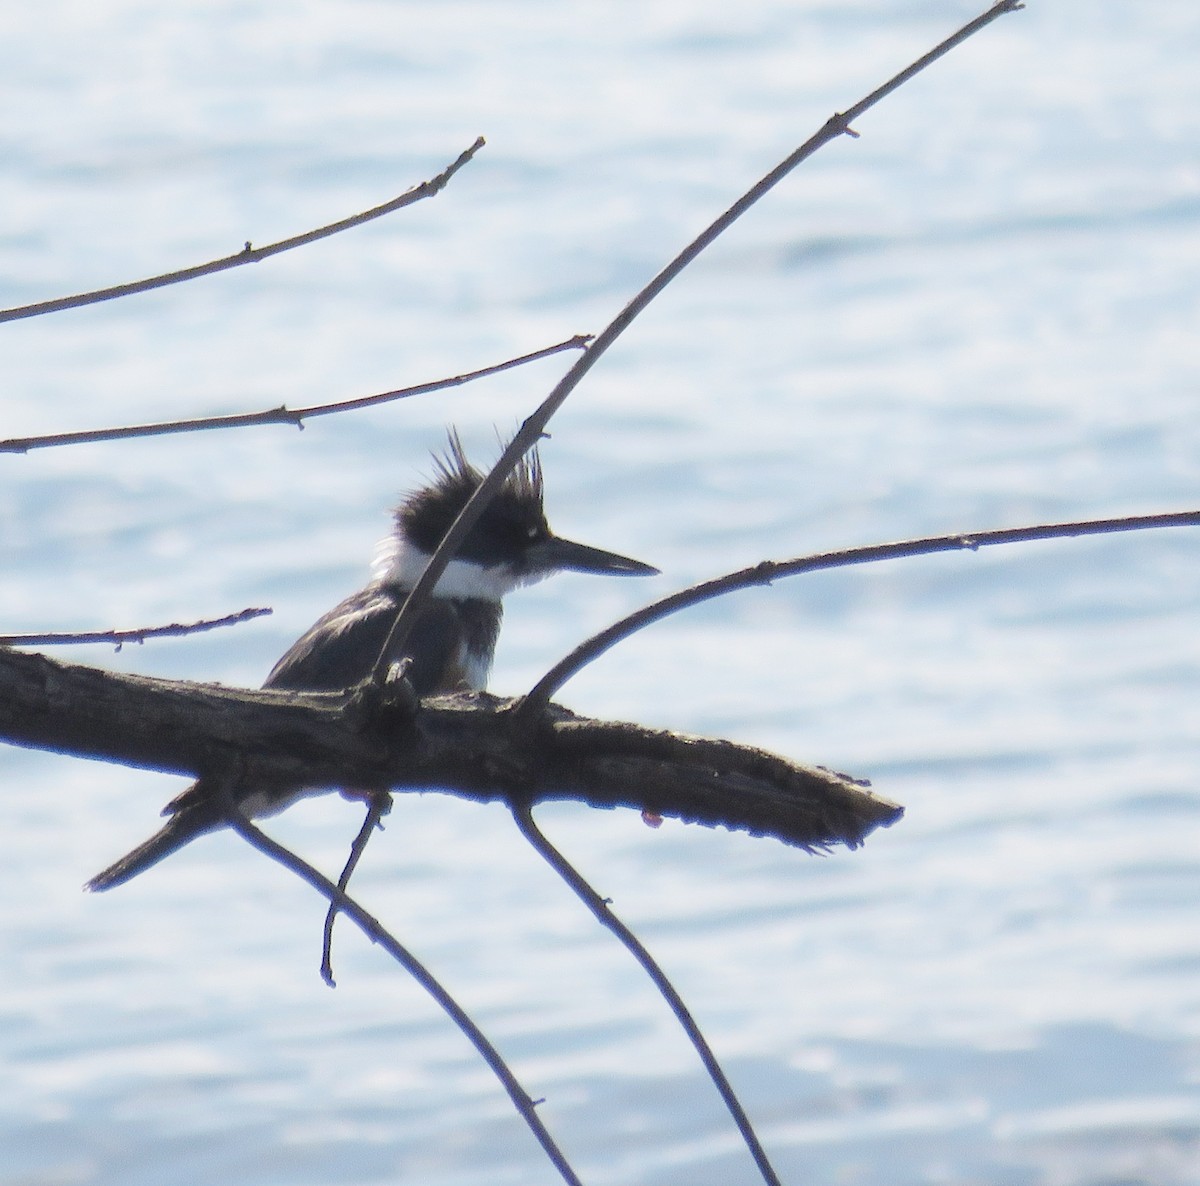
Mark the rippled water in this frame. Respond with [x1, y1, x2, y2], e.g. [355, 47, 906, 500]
[3, 2, 1200, 1183]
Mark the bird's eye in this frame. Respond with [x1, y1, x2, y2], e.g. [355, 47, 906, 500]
[526, 525, 540, 540]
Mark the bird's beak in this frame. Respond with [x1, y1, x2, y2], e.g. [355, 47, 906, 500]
[527, 535, 659, 577]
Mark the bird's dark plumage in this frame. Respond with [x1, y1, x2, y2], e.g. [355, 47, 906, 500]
[86, 433, 655, 892]
[263, 587, 501, 698]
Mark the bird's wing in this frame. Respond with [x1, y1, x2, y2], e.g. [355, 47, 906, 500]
[263, 585, 464, 697]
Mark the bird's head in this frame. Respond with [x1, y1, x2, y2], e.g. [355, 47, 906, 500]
[381, 431, 658, 599]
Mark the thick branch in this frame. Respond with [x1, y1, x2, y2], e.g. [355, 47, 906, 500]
[0, 647, 901, 852]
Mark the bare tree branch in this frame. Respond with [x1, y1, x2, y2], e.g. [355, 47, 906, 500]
[520, 509, 1200, 716]
[320, 790, 392, 987]
[214, 783, 584, 1186]
[368, 0, 1026, 688]
[514, 802, 784, 1186]
[0, 336, 590, 455]
[0, 138, 485, 324]
[0, 606, 271, 650]
[0, 647, 900, 851]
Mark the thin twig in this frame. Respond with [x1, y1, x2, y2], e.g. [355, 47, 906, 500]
[0, 606, 271, 650]
[217, 788, 584, 1186]
[513, 802, 783, 1186]
[320, 791, 393, 987]
[368, 0, 1025, 688]
[520, 509, 1200, 716]
[0, 336, 590, 455]
[0, 139, 485, 324]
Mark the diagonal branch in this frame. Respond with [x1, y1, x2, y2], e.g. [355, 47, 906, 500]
[0, 138, 485, 325]
[520, 509, 1200, 716]
[0, 335, 589, 454]
[369, 0, 1026, 687]
[215, 784, 583, 1186]
[514, 802, 784, 1186]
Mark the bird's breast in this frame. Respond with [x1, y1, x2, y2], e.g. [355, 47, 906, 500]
[436, 597, 502, 693]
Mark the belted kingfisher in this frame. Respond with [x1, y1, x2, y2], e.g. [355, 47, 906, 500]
[86, 433, 656, 891]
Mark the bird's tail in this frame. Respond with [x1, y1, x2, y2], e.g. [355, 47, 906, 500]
[84, 793, 224, 892]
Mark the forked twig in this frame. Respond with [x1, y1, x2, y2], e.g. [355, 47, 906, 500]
[513, 801, 783, 1186]
[217, 785, 584, 1186]
[367, 0, 1025, 689]
[0, 138, 485, 324]
[320, 791, 393, 987]
[0, 336, 590, 455]
[519, 509, 1200, 717]
[0, 606, 271, 650]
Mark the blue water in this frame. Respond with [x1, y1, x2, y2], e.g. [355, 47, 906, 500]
[3, 2, 1200, 1183]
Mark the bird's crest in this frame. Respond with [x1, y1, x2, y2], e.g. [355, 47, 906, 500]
[427, 428, 543, 512]
[393, 429, 548, 562]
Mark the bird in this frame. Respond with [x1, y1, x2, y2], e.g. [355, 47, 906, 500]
[85, 432, 657, 892]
